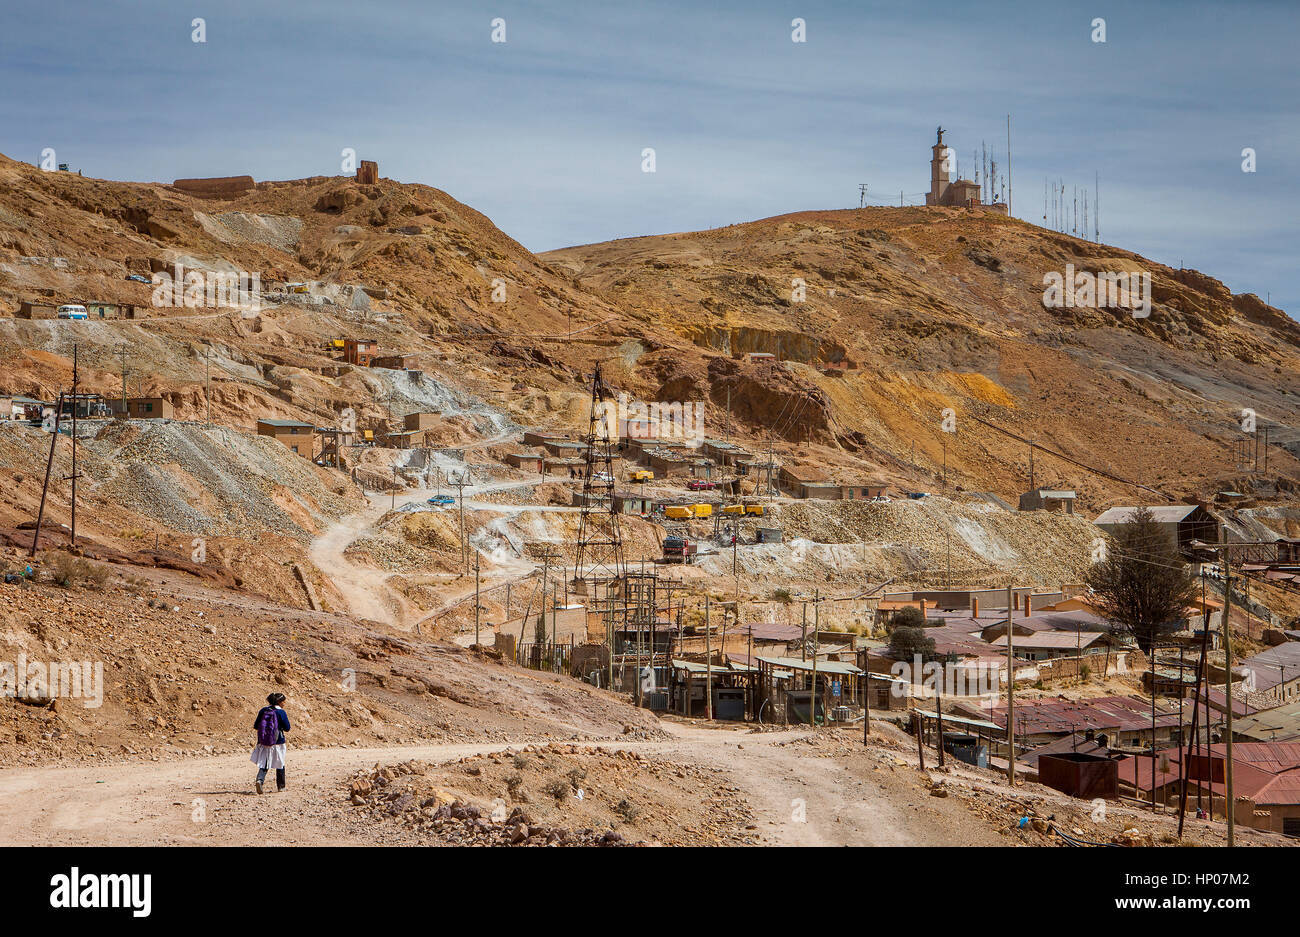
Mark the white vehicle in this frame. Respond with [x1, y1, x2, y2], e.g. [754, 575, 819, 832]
[56, 304, 88, 320]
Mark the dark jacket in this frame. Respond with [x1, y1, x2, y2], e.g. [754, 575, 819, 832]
[253, 706, 290, 746]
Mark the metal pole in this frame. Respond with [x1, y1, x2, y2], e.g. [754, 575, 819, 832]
[705, 594, 713, 720]
[1223, 557, 1236, 846]
[31, 393, 65, 557]
[474, 553, 481, 647]
[70, 346, 78, 547]
[810, 589, 819, 727]
[1006, 584, 1016, 783]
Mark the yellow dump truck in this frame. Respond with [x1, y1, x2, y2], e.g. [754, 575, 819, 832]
[630, 469, 654, 482]
[663, 505, 693, 520]
[722, 504, 745, 515]
[690, 503, 713, 518]
[744, 503, 764, 516]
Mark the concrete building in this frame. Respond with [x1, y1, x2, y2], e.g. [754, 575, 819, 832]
[110, 397, 174, 419]
[1019, 488, 1077, 513]
[342, 338, 378, 367]
[504, 452, 544, 473]
[256, 418, 315, 457]
[778, 465, 887, 500]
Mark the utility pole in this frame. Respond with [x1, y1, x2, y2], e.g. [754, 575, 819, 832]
[453, 470, 470, 574]
[204, 344, 212, 427]
[118, 345, 128, 413]
[1223, 557, 1236, 846]
[1006, 114, 1012, 218]
[810, 589, 819, 727]
[800, 599, 808, 662]
[69, 346, 79, 547]
[705, 594, 713, 720]
[1006, 584, 1016, 784]
[31, 393, 65, 557]
[473, 552, 481, 647]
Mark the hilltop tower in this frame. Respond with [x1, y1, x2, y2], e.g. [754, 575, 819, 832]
[924, 126, 989, 209]
[927, 126, 952, 206]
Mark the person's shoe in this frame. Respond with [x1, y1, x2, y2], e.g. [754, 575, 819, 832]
[276, 787, 286, 794]
[255, 779, 264, 794]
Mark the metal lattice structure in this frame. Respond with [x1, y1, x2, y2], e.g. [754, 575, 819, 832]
[573, 363, 625, 587]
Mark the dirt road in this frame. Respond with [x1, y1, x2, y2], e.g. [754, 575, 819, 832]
[0, 724, 999, 847]
[307, 478, 540, 629]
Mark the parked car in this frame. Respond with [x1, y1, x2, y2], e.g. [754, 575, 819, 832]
[427, 495, 455, 506]
[593, 472, 614, 484]
[56, 304, 88, 320]
[686, 479, 717, 491]
[126, 274, 151, 283]
[906, 491, 929, 500]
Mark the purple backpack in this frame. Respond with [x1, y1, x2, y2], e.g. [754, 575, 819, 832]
[256, 707, 280, 747]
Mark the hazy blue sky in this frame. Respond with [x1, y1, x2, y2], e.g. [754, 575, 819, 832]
[2, 0, 1296, 310]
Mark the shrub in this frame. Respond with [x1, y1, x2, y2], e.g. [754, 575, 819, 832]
[614, 798, 641, 822]
[542, 778, 569, 803]
[46, 552, 109, 590]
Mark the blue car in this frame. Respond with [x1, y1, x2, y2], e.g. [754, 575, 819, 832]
[427, 495, 455, 506]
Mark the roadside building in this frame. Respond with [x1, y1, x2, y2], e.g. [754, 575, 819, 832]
[504, 452, 544, 473]
[988, 630, 1119, 661]
[1117, 742, 1300, 831]
[256, 418, 315, 457]
[1018, 488, 1077, 513]
[109, 397, 174, 419]
[1, 395, 47, 420]
[1094, 504, 1220, 556]
[778, 464, 887, 500]
[522, 429, 570, 447]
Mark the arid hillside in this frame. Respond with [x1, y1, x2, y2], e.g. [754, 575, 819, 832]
[544, 208, 1300, 510]
[2, 153, 1299, 517]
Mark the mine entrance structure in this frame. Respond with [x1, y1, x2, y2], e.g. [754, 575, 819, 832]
[616, 566, 668, 708]
[573, 362, 625, 593]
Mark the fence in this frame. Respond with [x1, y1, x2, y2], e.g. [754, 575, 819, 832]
[516, 642, 572, 675]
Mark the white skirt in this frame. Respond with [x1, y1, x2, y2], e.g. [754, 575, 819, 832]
[250, 743, 286, 769]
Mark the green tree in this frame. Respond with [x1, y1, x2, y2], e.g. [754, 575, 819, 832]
[888, 626, 936, 661]
[890, 605, 925, 631]
[1085, 506, 1197, 654]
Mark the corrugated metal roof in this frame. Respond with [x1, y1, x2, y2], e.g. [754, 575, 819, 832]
[1095, 505, 1200, 524]
[756, 655, 863, 676]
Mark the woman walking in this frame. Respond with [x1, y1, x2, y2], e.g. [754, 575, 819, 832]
[251, 692, 290, 794]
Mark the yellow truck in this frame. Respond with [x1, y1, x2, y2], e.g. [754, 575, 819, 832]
[744, 503, 764, 516]
[630, 469, 654, 482]
[690, 503, 713, 518]
[722, 504, 745, 515]
[663, 505, 693, 520]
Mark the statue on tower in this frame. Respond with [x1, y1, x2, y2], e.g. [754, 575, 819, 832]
[936, 125, 945, 145]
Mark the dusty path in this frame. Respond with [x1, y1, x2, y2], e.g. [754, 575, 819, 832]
[307, 478, 540, 629]
[0, 724, 999, 847]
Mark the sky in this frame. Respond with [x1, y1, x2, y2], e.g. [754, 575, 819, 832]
[1, 0, 1297, 310]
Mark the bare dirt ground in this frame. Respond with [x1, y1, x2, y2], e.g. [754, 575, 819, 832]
[0, 723, 1005, 846]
